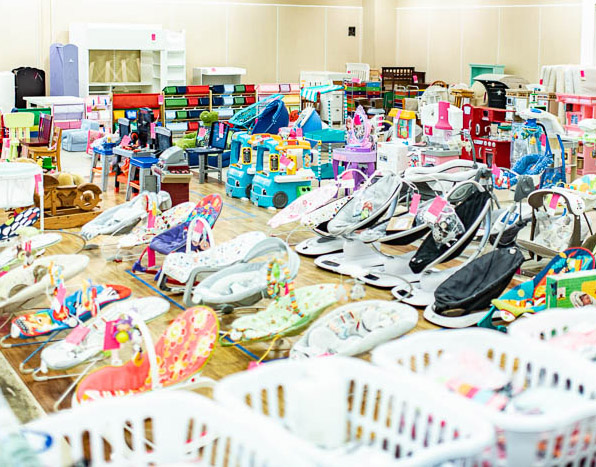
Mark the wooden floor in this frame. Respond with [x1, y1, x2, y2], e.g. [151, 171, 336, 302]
[1, 174, 465, 414]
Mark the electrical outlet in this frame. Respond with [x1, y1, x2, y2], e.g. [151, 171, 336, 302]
[348, 26, 356, 37]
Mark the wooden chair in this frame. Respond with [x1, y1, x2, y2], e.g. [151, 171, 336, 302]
[1, 112, 35, 161]
[29, 126, 62, 171]
[21, 113, 53, 158]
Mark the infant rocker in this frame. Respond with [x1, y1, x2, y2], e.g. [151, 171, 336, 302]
[73, 306, 218, 404]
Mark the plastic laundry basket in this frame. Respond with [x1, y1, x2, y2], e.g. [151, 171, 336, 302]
[371, 328, 596, 466]
[0, 162, 42, 209]
[215, 357, 494, 466]
[25, 391, 308, 467]
[508, 307, 596, 344]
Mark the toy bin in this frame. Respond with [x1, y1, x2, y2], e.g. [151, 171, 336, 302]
[199, 97, 210, 106]
[26, 391, 307, 467]
[215, 357, 494, 466]
[372, 328, 596, 466]
[211, 85, 225, 94]
[245, 84, 256, 93]
[163, 86, 177, 95]
[165, 110, 176, 120]
[235, 84, 245, 93]
[224, 84, 235, 93]
[188, 121, 199, 131]
[234, 96, 245, 105]
[165, 98, 187, 108]
[187, 98, 199, 106]
[212, 97, 225, 106]
[246, 96, 256, 104]
[187, 85, 209, 94]
[175, 85, 187, 94]
[166, 122, 188, 132]
[188, 110, 201, 119]
[0, 162, 42, 209]
[176, 111, 188, 119]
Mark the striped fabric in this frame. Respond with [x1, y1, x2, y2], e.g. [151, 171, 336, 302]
[300, 85, 343, 103]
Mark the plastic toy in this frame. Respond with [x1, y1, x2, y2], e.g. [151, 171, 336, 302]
[225, 132, 281, 199]
[250, 139, 315, 209]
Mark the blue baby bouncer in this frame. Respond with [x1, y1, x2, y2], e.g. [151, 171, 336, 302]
[229, 94, 289, 134]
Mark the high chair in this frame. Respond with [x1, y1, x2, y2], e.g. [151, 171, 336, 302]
[1, 112, 35, 161]
[29, 126, 62, 171]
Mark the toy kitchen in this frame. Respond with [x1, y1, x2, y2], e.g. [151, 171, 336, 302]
[152, 146, 192, 205]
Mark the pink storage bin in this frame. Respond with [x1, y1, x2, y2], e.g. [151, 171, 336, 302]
[420, 151, 461, 166]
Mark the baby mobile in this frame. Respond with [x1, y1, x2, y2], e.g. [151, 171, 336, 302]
[103, 310, 143, 366]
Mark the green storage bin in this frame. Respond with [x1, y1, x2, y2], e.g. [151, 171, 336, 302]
[469, 63, 505, 85]
[234, 96, 245, 105]
[163, 86, 178, 95]
[235, 84, 246, 93]
[176, 110, 189, 119]
[165, 98, 188, 108]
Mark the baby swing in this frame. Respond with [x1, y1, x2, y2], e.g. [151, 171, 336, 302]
[0, 254, 90, 313]
[80, 191, 172, 241]
[290, 300, 418, 359]
[157, 231, 267, 304]
[131, 194, 223, 276]
[477, 247, 595, 332]
[190, 237, 300, 311]
[313, 173, 405, 276]
[356, 180, 492, 296]
[73, 306, 218, 405]
[37, 297, 170, 379]
[566, 174, 596, 210]
[517, 187, 591, 259]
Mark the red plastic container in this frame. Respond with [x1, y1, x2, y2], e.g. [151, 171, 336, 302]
[112, 93, 161, 109]
[187, 85, 210, 94]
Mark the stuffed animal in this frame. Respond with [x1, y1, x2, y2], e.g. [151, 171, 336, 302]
[56, 172, 85, 187]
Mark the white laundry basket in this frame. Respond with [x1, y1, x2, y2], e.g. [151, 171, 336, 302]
[508, 307, 596, 343]
[0, 162, 42, 209]
[215, 357, 494, 466]
[25, 390, 308, 467]
[371, 328, 596, 466]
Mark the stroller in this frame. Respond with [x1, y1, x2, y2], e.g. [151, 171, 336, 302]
[157, 231, 267, 305]
[313, 173, 405, 276]
[81, 191, 172, 241]
[190, 237, 300, 312]
[132, 194, 223, 276]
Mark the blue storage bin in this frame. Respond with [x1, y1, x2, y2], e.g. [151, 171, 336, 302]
[215, 108, 234, 119]
[188, 110, 201, 118]
[213, 97, 225, 106]
[224, 84, 235, 93]
[165, 110, 177, 120]
[211, 85, 225, 94]
[125, 110, 137, 120]
[176, 86, 187, 94]
[199, 97, 210, 106]
[223, 96, 234, 106]
[166, 121, 188, 132]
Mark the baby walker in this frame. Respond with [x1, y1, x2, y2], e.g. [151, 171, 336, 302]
[250, 139, 315, 209]
[225, 132, 281, 200]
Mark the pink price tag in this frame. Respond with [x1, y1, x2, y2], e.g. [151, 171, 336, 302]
[548, 194, 561, 212]
[413, 75, 418, 84]
[424, 196, 448, 223]
[539, 79, 543, 85]
[103, 321, 120, 350]
[296, 128, 303, 138]
[147, 212, 156, 228]
[409, 193, 421, 215]
[66, 325, 90, 345]
[34, 173, 43, 195]
[581, 70, 586, 78]
[198, 127, 207, 138]
[351, 77, 360, 84]
[491, 165, 501, 179]
[86, 105, 92, 112]
[158, 95, 164, 105]
[150, 122, 156, 140]
[121, 134, 131, 146]
[151, 33, 156, 41]
[218, 123, 224, 138]
[55, 283, 67, 306]
[279, 154, 291, 167]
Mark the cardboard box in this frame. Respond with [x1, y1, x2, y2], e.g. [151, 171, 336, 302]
[546, 270, 596, 308]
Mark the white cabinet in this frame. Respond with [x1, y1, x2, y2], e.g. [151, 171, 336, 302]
[320, 91, 344, 125]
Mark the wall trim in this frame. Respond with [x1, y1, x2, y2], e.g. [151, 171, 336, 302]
[396, 3, 581, 11]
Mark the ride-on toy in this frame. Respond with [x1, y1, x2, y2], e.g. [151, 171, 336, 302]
[250, 139, 315, 209]
[225, 133, 281, 199]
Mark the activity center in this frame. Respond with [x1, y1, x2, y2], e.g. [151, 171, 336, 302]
[4, 0, 596, 464]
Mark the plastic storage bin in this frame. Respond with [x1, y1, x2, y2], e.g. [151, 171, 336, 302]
[165, 110, 176, 120]
[165, 98, 187, 108]
[0, 162, 42, 209]
[372, 328, 596, 466]
[26, 391, 308, 467]
[187, 85, 209, 94]
[215, 357, 494, 466]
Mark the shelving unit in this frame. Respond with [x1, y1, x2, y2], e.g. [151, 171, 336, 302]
[257, 83, 300, 112]
[112, 93, 161, 132]
[210, 84, 256, 121]
[161, 85, 211, 134]
[85, 95, 111, 130]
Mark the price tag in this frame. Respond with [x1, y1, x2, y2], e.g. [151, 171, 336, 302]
[547, 194, 560, 215]
[423, 196, 447, 223]
[409, 193, 421, 215]
[198, 127, 207, 138]
[157, 94, 164, 105]
[296, 128, 303, 138]
[279, 154, 291, 168]
[103, 321, 120, 350]
[150, 122, 156, 140]
[413, 75, 418, 84]
[151, 33, 156, 41]
[387, 216, 414, 232]
[491, 165, 501, 179]
[34, 173, 43, 195]
[581, 70, 586, 80]
[66, 325, 90, 345]
[121, 134, 131, 147]
[55, 283, 67, 306]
